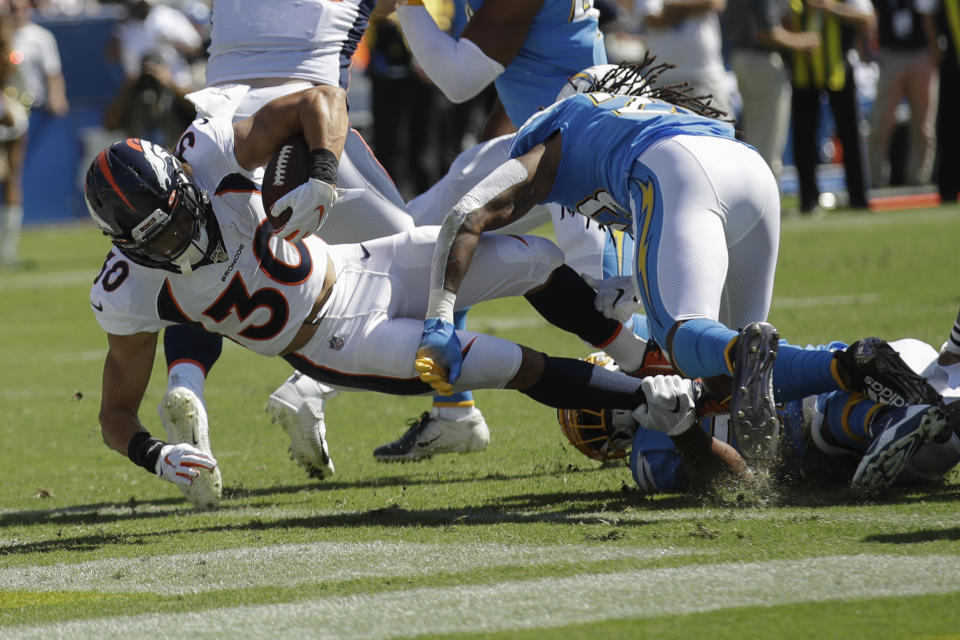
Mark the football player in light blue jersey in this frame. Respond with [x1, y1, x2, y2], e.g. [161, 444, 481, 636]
[413, 59, 941, 464]
[622, 337, 958, 495]
[461, 0, 606, 128]
[396, 0, 606, 129]
[562, 336, 959, 495]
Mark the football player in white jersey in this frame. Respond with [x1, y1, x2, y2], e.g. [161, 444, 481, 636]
[162, 0, 492, 508]
[86, 86, 657, 507]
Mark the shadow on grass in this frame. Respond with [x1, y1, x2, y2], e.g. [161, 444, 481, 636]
[2, 467, 955, 556]
[220, 463, 622, 498]
[862, 527, 960, 544]
[0, 465, 614, 531]
[0, 486, 704, 556]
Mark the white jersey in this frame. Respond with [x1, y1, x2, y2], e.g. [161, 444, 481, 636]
[90, 118, 331, 357]
[205, 0, 374, 89]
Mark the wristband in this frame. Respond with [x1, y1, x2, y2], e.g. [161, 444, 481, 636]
[308, 148, 339, 185]
[426, 287, 457, 324]
[127, 431, 166, 474]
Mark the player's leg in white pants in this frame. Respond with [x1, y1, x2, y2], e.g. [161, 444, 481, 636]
[629, 134, 778, 377]
[407, 135, 608, 280]
[290, 227, 564, 389]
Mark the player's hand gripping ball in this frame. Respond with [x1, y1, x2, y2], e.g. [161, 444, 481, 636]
[263, 135, 338, 241]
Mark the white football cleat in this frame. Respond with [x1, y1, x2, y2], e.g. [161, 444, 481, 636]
[373, 406, 490, 462]
[159, 387, 222, 509]
[266, 372, 337, 479]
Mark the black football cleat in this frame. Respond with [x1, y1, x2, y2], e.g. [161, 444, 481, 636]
[729, 321, 781, 460]
[373, 409, 489, 462]
[834, 338, 942, 407]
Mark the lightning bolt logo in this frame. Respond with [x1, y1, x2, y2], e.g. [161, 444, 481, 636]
[631, 176, 661, 327]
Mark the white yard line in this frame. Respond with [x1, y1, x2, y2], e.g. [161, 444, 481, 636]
[0, 542, 691, 595]
[0, 271, 95, 292]
[771, 293, 882, 309]
[6, 553, 959, 639]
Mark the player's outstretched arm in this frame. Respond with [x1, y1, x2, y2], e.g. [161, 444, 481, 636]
[100, 332, 160, 455]
[416, 137, 559, 391]
[428, 134, 560, 308]
[100, 332, 216, 485]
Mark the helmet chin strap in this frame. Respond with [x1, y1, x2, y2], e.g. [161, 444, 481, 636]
[173, 226, 210, 275]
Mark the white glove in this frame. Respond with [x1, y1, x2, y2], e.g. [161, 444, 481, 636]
[155, 443, 218, 486]
[632, 375, 697, 437]
[582, 273, 643, 324]
[270, 178, 339, 243]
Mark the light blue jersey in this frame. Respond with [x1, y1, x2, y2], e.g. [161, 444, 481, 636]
[466, 0, 606, 126]
[630, 397, 843, 492]
[510, 92, 736, 230]
[630, 342, 856, 492]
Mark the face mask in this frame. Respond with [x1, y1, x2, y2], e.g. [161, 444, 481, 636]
[172, 225, 209, 275]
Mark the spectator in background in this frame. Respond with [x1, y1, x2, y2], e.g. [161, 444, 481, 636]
[0, 0, 67, 268]
[786, 0, 874, 213]
[631, 0, 733, 117]
[366, 0, 490, 199]
[108, 0, 203, 91]
[868, 0, 939, 188]
[103, 49, 195, 147]
[935, 0, 960, 203]
[366, 10, 446, 200]
[722, 0, 821, 184]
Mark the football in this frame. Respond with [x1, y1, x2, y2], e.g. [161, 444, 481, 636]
[262, 133, 309, 228]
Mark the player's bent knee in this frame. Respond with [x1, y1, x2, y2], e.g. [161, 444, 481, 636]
[494, 233, 564, 287]
[457, 334, 524, 390]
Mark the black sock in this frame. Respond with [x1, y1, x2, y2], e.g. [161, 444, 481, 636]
[525, 265, 622, 346]
[522, 355, 646, 409]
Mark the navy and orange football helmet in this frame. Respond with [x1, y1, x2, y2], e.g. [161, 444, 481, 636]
[84, 138, 216, 274]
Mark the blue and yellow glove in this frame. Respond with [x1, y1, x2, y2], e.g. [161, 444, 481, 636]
[415, 317, 462, 395]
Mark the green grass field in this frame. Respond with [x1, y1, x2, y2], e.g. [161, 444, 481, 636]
[1, 205, 959, 639]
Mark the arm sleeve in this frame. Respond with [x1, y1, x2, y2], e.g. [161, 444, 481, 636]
[396, 3, 505, 103]
[426, 158, 530, 320]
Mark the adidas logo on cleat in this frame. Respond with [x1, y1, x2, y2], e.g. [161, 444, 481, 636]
[863, 375, 907, 407]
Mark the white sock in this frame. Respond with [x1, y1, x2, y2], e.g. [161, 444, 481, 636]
[600, 326, 647, 373]
[431, 405, 478, 420]
[168, 362, 207, 402]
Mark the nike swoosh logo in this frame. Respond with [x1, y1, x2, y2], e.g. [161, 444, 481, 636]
[91, 301, 104, 312]
[417, 435, 441, 448]
[360, 243, 370, 260]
